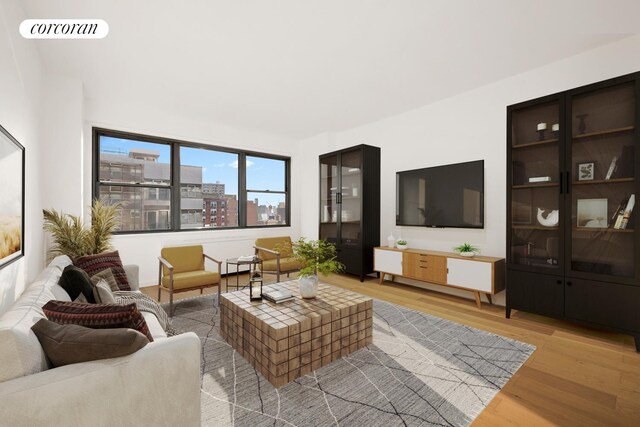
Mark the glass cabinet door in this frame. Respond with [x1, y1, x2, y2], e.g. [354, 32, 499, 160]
[339, 149, 362, 246]
[510, 100, 563, 271]
[320, 154, 338, 243]
[569, 81, 636, 279]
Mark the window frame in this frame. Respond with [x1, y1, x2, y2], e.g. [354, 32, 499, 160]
[92, 127, 291, 234]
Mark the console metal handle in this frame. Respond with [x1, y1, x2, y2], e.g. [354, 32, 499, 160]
[566, 281, 572, 286]
[556, 280, 562, 284]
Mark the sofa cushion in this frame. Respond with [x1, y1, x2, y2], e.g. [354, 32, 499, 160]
[0, 266, 65, 382]
[161, 270, 220, 290]
[31, 318, 149, 367]
[43, 301, 153, 342]
[142, 311, 167, 340]
[48, 255, 73, 271]
[74, 251, 130, 291]
[58, 265, 97, 303]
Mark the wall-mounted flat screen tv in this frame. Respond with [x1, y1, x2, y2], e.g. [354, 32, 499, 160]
[396, 160, 484, 228]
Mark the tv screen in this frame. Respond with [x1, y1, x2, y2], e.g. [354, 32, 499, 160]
[396, 160, 484, 228]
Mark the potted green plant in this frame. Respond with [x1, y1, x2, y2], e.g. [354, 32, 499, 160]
[290, 238, 344, 298]
[43, 199, 121, 259]
[396, 239, 408, 250]
[453, 243, 480, 258]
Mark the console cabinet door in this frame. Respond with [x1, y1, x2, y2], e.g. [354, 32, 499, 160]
[447, 258, 492, 292]
[565, 278, 640, 332]
[507, 270, 564, 317]
[374, 249, 402, 275]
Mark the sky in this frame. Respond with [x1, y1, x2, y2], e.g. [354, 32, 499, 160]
[101, 136, 286, 206]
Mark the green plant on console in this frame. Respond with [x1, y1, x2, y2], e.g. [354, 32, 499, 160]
[290, 238, 345, 277]
[43, 199, 121, 258]
[453, 243, 480, 254]
[396, 239, 407, 246]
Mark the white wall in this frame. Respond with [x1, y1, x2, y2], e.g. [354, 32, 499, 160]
[0, 2, 44, 315]
[299, 35, 640, 305]
[78, 98, 302, 286]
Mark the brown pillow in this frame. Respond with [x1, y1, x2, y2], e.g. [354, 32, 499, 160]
[90, 268, 120, 293]
[74, 251, 130, 291]
[43, 300, 153, 342]
[31, 319, 149, 367]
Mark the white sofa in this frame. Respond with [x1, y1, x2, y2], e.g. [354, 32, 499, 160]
[0, 256, 201, 426]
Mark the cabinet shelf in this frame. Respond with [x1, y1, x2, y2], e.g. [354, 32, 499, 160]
[512, 182, 558, 189]
[512, 225, 558, 231]
[512, 138, 559, 149]
[572, 125, 634, 140]
[572, 178, 633, 186]
[572, 227, 634, 233]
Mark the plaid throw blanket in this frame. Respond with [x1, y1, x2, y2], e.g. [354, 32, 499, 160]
[114, 291, 176, 336]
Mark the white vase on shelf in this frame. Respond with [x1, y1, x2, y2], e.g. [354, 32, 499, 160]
[387, 234, 395, 248]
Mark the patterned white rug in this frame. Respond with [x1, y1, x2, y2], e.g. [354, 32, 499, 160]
[169, 291, 534, 427]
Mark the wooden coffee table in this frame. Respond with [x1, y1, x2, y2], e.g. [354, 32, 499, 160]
[219, 281, 373, 387]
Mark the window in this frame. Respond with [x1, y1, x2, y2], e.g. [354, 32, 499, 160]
[180, 146, 238, 229]
[95, 133, 172, 232]
[246, 156, 288, 226]
[94, 128, 290, 233]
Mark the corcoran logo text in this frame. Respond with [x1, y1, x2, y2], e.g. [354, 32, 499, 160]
[20, 19, 109, 39]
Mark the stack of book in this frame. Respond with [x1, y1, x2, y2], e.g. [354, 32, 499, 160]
[610, 194, 635, 229]
[262, 290, 294, 304]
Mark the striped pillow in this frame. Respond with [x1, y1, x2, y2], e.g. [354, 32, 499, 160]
[74, 251, 130, 291]
[43, 300, 153, 342]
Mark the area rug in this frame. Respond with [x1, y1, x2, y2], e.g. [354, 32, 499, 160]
[168, 290, 535, 427]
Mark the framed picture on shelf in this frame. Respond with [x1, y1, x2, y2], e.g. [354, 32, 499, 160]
[577, 162, 595, 181]
[0, 124, 25, 269]
[577, 198, 608, 228]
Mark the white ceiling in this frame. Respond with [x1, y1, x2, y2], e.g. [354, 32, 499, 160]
[22, 0, 639, 139]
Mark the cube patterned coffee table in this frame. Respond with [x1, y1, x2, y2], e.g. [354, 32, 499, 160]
[219, 281, 373, 387]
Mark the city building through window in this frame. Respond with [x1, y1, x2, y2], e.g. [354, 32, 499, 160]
[93, 128, 290, 233]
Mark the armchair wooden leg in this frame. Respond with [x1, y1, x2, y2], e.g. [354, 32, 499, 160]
[169, 291, 174, 317]
[157, 262, 163, 302]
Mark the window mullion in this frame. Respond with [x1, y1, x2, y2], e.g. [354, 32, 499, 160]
[239, 152, 247, 228]
[171, 141, 180, 231]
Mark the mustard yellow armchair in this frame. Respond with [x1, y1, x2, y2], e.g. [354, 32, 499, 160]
[254, 236, 301, 283]
[158, 245, 222, 316]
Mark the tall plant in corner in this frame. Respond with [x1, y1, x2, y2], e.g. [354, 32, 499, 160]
[43, 199, 120, 259]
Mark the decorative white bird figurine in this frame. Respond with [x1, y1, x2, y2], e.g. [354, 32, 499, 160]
[537, 208, 559, 227]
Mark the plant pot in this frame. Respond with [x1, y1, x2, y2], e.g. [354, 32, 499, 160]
[396, 244, 408, 250]
[299, 275, 319, 298]
[459, 251, 475, 257]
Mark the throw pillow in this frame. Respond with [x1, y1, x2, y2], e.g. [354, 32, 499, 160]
[74, 293, 89, 303]
[31, 319, 149, 367]
[43, 300, 153, 342]
[90, 268, 119, 292]
[74, 251, 130, 291]
[58, 265, 97, 303]
[92, 279, 117, 304]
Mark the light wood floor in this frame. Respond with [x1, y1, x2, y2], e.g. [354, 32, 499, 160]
[142, 273, 640, 426]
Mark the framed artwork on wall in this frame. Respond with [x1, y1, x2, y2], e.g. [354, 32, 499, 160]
[0, 124, 25, 269]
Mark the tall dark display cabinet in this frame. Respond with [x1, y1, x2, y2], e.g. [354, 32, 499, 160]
[319, 144, 380, 282]
[507, 72, 640, 351]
